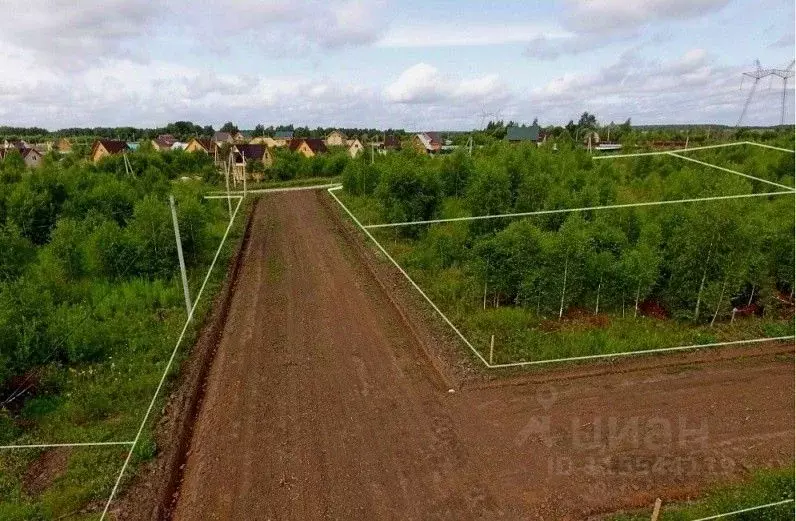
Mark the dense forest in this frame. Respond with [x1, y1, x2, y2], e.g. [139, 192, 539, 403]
[0, 147, 246, 518]
[340, 133, 795, 363]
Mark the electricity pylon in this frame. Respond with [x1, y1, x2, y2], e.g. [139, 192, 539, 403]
[737, 60, 776, 127]
[771, 60, 795, 125]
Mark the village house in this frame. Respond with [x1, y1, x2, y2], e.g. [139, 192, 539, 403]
[213, 131, 234, 144]
[289, 138, 328, 158]
[2, 139, 28, 150]
[55, 137, 72, 153]
[229, 144, 272, 182]
[91, 139, 130, 163]
[272, 130, 294, 147]
[249, 136, 283, 148]
[185, 138, 215, 155]
[383, 134, 402, 151]
[21, 147, 43, 168]
[0, 146, 43, 168]
[412, 132, 443, 155]
[326, 130, 347, 147]
[372, 134, 402, 155]
[505, 122, 543, 144]
[346, 138, 364, 158]
[151, 134, 177, 151]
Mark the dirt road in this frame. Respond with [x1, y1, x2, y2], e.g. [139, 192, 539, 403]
[171, 191, 793, 520]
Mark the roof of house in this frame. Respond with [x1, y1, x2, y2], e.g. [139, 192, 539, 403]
[416, 133, 441, 152]
[384, 135, 401, 149]
[95, 139, 130, 154]
[213, 131, 232, 142]
[153, 137, 173, 150]
[274, 130, 294, 139]
[191, 138, 214, 151]
[424, 132, 443, 146]
[21, 147, 41, 159]
[506, 123, 541, 142]
[304, 138, 328, 154]
[328, 130, 347, 139]
[289, 138, 328, 154]
[234, 144, 268, 161]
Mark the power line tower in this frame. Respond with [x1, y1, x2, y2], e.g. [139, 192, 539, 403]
[771, 60, 795, 125]
[737, 59, 777, 127]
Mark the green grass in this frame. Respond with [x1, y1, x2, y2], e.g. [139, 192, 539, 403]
[0, 198, 252, 519]
[609, 468, 794, 520]
[365, 226, 794, 366]
[458, 307, 792, 364]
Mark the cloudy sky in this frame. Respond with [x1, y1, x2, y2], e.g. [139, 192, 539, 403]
[1, 0, 793, 130]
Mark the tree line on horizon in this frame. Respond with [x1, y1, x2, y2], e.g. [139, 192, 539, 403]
[4, 112, 793, 145]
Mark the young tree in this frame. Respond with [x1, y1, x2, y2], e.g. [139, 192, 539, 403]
[376, 163, 441, 235]
[439, 149, 474, 197]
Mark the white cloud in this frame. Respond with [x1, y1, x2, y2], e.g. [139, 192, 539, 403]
[566, 0, 731, 33]
[187, 0, 389, 51]
[379, 23, 568, 48]
[0, 0, 157, 67]
[526, 0, 731, 60]
[0, 0, 389, 71]
[522, 48, 793, 126]
[384, 63, 509, 105]
[769, 31, 795, 48]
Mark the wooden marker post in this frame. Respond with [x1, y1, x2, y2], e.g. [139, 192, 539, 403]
[169, 195, 192, 320]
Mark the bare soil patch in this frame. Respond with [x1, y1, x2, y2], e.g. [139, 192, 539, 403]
[22, 447, 70, 496]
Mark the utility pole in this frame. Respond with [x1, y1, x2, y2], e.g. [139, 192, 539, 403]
[169, 195, 192, 319]
[224, 153, 232, 220]
[242, 150, 247, 198]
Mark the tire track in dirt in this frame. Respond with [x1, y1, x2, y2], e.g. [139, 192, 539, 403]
[170, 191, 793, 520]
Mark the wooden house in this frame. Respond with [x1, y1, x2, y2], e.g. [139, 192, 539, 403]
[288, 138, 328, 158]
[213, 131, 234, 144]
[0, 147, 43, 168]
[326, 130, 347, 147]
[250, 136, 282, 148]
[21, 147, 43, 168]
[228, 144, 272, 182]
[412, 132, 443, 154]
[271, 130, 294, 147]
[55, 138, 72, 153]
[151, 134, 177, 151]
[185, 138, 215, 154]
[346, 138, 364, 158]
[91, 139, 130, 163]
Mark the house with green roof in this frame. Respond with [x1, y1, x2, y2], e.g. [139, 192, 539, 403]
[505, 122, 542, 143]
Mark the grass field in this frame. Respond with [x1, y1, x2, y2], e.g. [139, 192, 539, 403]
[0, 197, 251, 520]
[608, 468, 794, 521]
